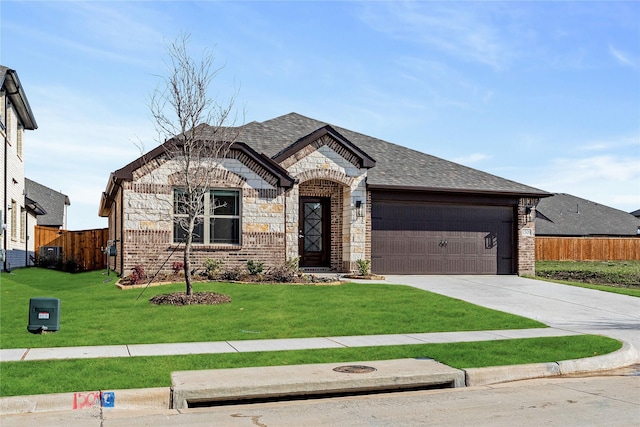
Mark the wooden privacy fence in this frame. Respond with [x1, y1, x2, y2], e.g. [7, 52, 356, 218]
[35, 226, 109, 271]
[536, 237, 640, 261]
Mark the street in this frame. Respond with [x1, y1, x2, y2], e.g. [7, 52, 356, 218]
[3, 374, 638, 426]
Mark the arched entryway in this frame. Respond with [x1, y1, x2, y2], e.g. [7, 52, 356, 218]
[298, 178, 344, 270]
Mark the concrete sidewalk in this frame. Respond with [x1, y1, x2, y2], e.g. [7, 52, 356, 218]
[1, 327, 580, 362]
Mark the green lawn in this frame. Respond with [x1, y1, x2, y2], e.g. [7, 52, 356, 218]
[0, 336, 621, 397]
[0, 268, 545, 349]
[0, 268, 623, 397]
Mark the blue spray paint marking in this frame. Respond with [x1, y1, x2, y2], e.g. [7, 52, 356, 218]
[101, 391, 115, 408]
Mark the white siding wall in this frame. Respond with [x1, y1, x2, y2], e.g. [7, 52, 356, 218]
[2, 97, 32, 268]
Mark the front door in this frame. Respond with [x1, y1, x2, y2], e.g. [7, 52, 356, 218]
[299, 197, 330, 267]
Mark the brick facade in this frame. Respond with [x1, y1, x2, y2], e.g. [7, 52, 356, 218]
[109, 135, 369, 277]
[516, 197, 539, 276]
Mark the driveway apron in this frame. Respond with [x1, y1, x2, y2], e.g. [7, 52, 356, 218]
[383, 275, 640, 360]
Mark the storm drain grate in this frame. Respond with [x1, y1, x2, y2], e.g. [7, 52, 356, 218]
[333, 365, 377, 374]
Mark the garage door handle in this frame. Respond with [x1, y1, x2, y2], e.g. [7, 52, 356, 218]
[439, 240, 448, 247]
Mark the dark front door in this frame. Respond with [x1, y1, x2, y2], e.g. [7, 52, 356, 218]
[299, 197, 330, 267]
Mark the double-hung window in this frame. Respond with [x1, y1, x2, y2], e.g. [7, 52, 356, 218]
[173, 189, 241, 245]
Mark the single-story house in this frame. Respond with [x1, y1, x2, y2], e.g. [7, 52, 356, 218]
[536, 193, 640, 237]
[99, 112, 549, 277]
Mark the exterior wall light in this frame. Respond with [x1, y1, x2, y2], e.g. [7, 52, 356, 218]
[355, 200, 364, 219]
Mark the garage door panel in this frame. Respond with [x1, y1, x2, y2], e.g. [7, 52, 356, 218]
[371, 202, 513, 275]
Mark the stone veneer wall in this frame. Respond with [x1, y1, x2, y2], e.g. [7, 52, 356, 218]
[516, 197, 539, 276]
[284, 140, 369, 273]
[118, 158, 288, 276]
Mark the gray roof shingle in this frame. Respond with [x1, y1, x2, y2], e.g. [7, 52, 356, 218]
[536, 193, 640, 236]
[25, 179, 70, 228]
[231, 112, 549, 196]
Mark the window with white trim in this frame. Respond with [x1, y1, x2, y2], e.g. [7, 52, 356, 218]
[20, 208, 26, 241]
[17, 125, 23, 158]
[10, 200, 17, 240]
[173, 189, 241, 244]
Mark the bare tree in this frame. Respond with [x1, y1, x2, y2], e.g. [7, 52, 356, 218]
[150, 34, 242, 296]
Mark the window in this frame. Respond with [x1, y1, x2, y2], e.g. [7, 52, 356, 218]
[17, 125, 23, 158]
[173, 189, 241, 244]
[20, 208, 26, 241]
[10, 200, 17, 240]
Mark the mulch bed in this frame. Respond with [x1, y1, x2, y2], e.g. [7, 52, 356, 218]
[149, 291, 231, 306]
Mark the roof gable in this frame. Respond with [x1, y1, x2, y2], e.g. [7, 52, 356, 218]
[272, 125, 376, 169]
[25, 178, 70, 227]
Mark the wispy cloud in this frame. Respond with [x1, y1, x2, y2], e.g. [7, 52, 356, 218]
[357, 2, 516, 69]
[453, 153, 491, 165]
[609, 44, 639, 69]
[580, 134, 640, 151]
[531, 154, 640, 211]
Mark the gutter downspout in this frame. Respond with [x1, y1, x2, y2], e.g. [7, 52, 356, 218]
[119, 182, 124, 276]
[3, 89, 8, 272]
[24, 209, 28, 266]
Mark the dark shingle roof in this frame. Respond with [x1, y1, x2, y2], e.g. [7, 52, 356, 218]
[536, 193, 640, 236]
[25, 179, 70, 228]
[0, 65, 37, 130]
[631, 209, 640, 218]
[231, 112, 548, 196]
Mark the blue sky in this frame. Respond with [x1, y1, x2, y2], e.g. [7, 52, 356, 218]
[2, 0, 638, 230]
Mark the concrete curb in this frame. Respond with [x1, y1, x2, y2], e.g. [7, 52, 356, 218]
[170, 358, 464, 409]
[1, 341, 636, 415]
[0, 388, 169, 415]
[464, 340, 638, 387]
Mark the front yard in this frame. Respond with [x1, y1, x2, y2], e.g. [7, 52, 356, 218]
[0, 268, 622, 396]
[1, 268, 545, 349]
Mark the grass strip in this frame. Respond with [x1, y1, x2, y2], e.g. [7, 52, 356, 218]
[0, 335, 620, 397]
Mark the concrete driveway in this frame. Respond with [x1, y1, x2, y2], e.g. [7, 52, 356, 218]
[381, 275, 640, 361]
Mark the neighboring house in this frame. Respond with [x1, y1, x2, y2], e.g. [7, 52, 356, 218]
[1, 65, 39, 271]
[25, 178, 71, 230]
[631, 209, 640, 220]
[536, 193, 640, 237]
[99, 113, 549, 277]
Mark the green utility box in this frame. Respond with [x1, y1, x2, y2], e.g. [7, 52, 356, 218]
[28, 298, 61, 333]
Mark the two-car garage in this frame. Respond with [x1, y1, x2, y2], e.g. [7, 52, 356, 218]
[371, 192, 516, 275]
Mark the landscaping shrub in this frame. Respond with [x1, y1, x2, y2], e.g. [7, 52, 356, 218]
[172, 261, 184, 275]
[356, 259, 371, 276]
[203, 258, 224, 278]
[220, 266, 243, 281]
[130, 264, 146, 285]
[247, 260, 264, 276]
[267, 265, 296, 283]
[64, 258, 80, 273]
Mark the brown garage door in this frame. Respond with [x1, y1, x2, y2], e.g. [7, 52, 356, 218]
[372, 202, 514, 274]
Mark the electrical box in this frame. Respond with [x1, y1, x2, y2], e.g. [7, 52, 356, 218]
[108, 245, 117, 256]
[28, 298, 61, 333]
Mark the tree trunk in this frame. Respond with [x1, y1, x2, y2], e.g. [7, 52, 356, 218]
[184, 219, 194, 296]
